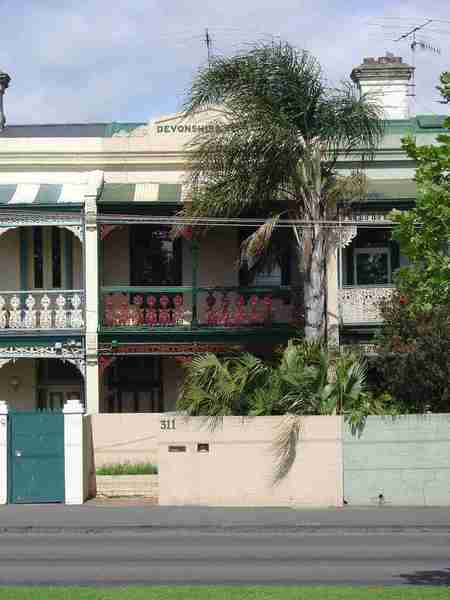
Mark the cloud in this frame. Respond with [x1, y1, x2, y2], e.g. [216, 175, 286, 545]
[0, 0, 448, 124]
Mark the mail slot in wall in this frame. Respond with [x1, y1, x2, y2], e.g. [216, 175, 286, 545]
[168, 445, 186, 452]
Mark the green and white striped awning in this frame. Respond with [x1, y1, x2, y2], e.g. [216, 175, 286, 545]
[0, 184, 86, 205]
[99, 183, 182, 204]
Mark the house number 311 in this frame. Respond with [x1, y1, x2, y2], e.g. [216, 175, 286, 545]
[160, 418, 176, 431]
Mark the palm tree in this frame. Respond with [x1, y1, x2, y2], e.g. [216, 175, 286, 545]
[177, 42, 383, 339]
[177, 341, 394, 480]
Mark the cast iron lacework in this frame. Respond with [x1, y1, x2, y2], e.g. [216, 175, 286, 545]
[0, 213, 83, 243]
[0, 292, 84, 330]
[339, 287, 394, 324]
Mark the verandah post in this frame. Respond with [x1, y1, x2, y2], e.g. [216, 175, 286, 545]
[191, 240, 199, 329]
[84, 170, 103, 415]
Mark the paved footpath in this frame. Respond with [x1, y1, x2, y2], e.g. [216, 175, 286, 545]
[0, 504, 449, 533]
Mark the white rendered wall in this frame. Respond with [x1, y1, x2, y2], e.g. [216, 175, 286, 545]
[0, 401, 8, 504]
[358, 79, 411, 120]
[0, 360, 36, 410]
[63, 399, 85, 504]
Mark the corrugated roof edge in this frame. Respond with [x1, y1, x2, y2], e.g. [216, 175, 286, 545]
[0, 122, 146, 138]
[0, 116, 446, 138]
[384, 115, 448, 133]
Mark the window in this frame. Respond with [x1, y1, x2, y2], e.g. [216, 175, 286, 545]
[343, 228, 400, 286]
[29, 227, 72, 289]
[130, 226, 181, 286]
[354, 247, 391, 285]
[37, 359, 83, 410]
[253, 263, 283, 286]
[238, 230, 291, 287]
[105, 357, 163, 413]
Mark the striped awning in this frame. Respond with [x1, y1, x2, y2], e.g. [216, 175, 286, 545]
[0, 184, 86, 205]
[100, 183, 182, 204]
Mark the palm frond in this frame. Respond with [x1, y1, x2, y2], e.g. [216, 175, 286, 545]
[271, 414, 302, 485]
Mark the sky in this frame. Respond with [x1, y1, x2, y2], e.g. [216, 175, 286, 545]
[1, 0, 449, 125]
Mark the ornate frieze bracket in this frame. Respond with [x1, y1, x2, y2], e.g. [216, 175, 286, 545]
[0, 223, 83, 243]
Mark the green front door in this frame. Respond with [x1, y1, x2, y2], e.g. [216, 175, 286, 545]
[9, 412, 65, 503]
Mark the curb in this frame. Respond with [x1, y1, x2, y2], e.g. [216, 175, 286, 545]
[0, 524, 449, 534]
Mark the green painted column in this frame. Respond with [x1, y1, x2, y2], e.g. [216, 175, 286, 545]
[19, 227, 29, 289]
[191, 240, 199, 328]
[64, 229, 74, 289]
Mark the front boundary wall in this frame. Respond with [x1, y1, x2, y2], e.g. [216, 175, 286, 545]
[26, 411, 448, 507]
[157, 416, 343, 507]
[343, 414, 450, 507]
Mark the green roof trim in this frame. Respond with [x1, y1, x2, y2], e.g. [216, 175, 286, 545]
[104, 122, 146, 137]
[366, 179, 416, 201]
[158, 183, 182, 202]
[100, 184, 135, 203]
[383, 115, 448, 135]
[99, 183, 182, 204]
[416, 115, 447, 129]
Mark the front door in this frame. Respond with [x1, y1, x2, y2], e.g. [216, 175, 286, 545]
[9, 412, 65, 503]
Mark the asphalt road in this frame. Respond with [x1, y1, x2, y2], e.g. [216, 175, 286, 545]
[0, 529, 449, 586]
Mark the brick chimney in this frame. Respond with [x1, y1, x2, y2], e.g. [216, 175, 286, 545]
[0, 70, 11, 131]
[351, 53, 414, 120]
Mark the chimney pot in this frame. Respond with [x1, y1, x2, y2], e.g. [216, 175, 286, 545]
[0, 70, 11, 132]
[350, 55, 414, 119]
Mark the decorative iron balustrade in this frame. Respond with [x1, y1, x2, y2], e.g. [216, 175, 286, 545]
[198, 287, 302, 327]
[101, 286, 302, 329]
[0, 290, 85, 330]
[339, 286, 394, 325]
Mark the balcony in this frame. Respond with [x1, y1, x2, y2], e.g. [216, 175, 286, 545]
[0, 290, 85, 331]
[100, 286, 302, 332]
[339, 286, 394, 325]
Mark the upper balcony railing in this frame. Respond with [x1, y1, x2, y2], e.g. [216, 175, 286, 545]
[339, 285, 394, 325]
[0, 290, 85, 331]
[101, 286, 302, 330]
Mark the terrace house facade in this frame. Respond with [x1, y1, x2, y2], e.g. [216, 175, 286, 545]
[0, 54, 446, 415]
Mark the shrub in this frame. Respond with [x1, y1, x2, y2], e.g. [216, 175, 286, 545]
[96, 462, 158, 476]
[370, 294, 450, 413]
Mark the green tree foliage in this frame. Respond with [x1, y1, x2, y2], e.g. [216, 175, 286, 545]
[370, 294, 450, 413]
[390, 71, 450, 311]
[177, 42, 383, 339]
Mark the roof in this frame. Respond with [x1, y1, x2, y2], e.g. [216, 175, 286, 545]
[0, 122, 145, 138]
[100, 183, 182, 204]
[0, 183, 86, 205]
[0, 116, 446, 139]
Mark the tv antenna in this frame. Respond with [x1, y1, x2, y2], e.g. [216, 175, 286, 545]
[367, 18, 443, 101]
[394, 20, 441, 100]
[394, 19, 441, 55]
[204, 28, 213, 65]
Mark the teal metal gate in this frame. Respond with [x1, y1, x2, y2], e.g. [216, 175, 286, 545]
[8, 411, 65, 503]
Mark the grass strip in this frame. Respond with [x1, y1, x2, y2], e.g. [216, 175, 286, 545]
[0, 587, 449, 600]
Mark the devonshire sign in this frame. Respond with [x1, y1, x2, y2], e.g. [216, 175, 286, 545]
[156, 123, 222, 134]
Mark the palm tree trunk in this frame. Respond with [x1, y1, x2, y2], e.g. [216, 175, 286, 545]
[301, 225, 327, 340]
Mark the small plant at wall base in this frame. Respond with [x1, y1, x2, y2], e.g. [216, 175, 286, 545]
[96, 463, 158, 476]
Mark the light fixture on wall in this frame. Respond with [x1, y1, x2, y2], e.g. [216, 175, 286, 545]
[9, 375, 21, 392]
